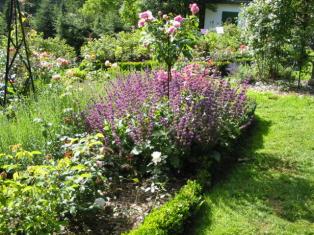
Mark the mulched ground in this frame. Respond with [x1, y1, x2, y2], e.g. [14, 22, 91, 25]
[66, 179, 184, 235]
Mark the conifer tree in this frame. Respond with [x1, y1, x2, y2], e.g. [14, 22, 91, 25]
[33, 0, 57, 38]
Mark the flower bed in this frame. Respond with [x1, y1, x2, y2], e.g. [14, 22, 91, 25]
[85, 64, 253, 173]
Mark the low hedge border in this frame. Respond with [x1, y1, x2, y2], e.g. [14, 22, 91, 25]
[124, 111, 256, 235]
[118, 61, 159, 71]
[117, 57, 252, 73]
[125, 180, 203, 235]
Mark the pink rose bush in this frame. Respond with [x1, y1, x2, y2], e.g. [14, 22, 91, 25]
[137, 3, 201, 96]
[32, 51, 72, 82]
[167, 26, 177, 34]
[173, 21, 181, 28]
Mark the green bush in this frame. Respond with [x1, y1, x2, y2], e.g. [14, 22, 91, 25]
[80, 30, 150, 70]
[228, 64, 257, 83]
[0, 134, 111, 234]
[118, 61, 159, 71]
[0, 32, 76, 87]
[0, 13, 5, 36]
[195, 24, 250, 62]
[126, 180, 202, 235]
[114, 31, 150, 62]
[29, 31, 76, 61]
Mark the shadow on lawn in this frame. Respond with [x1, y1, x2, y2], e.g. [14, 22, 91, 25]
[186, 115, 314, 234]
[206, 154, 314, 223]
[210, 115, 272, 185]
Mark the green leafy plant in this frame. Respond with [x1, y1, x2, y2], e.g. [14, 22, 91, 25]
[195, 24, 250, 62]
[80, 30, 150, 71]
[0, 133, 112, 234]
[126, 180, 202, 235]
[242, 0, 314, 82]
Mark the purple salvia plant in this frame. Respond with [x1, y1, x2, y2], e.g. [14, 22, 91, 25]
[85, 64, 251, 156]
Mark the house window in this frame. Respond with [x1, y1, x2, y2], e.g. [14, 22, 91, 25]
[222, 11, 239, 25]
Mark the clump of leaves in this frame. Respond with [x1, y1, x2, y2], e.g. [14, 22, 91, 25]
[0, 134, 112, 234]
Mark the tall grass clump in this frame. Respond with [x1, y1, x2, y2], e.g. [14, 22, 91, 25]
[0, 81, 106, 153]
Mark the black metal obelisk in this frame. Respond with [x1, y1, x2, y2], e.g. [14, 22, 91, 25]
[2, 0, 35, 106]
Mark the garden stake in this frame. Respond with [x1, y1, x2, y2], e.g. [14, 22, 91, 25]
[2, 0, 35, 106]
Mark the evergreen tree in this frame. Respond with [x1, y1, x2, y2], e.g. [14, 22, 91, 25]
[55, 0, 91, 52]
[81, 0, 126, 35]
[33, 0, 57, 38]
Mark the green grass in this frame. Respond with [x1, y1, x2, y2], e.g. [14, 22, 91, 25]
[0, 81, 106, 153]
[190, 92, 314, 235]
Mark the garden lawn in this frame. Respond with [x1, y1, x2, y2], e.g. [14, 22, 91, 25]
[190, 92, 314, 235]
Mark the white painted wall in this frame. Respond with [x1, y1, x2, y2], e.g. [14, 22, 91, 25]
[204, 3, 244, 29]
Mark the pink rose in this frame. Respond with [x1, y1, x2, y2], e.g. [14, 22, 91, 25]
[173, 21, 181, 28]
[167, 26, 176, 34]
[174, 15, 184, 23]
[138, 19, 146, 27]
[39, 51, 49, 58]
[139, 10, 154, 21]
[189, 3, 200, 15]
[56, 57, 70, 67]
[39, 61, 52, 69]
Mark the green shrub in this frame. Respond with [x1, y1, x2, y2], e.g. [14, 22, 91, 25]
[114, 31, 150, 62]
[195, 24, 250, 62]
[228, 64, 257, 83]
[118, 61, 159, 71]
[0, 32, 76, 87]
[0, 13, 5, 36]
[0, 134, 111, 234]
[126, 180, 202, 235]
[80, 30, 150, 70]
[29, 31, 76, 60]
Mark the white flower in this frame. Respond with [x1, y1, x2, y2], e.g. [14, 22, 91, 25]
[112, 63, 118, 68]
[52, 74, 61, 81]
[105, 60, 111, 67]
[94, 198, 106, 207]
[151, 151, 162, 165]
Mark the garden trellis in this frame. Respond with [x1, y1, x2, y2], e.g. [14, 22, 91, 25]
[1, 0, 35, 106]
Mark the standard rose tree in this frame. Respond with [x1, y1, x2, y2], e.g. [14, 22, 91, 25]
[137, 4, 200, 98]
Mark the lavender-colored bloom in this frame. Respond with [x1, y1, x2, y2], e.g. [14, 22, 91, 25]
[201, 29, 208, 35]
[84, 64, 250, 155]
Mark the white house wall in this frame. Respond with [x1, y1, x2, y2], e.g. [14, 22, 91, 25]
[204, 3, 244, 29]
